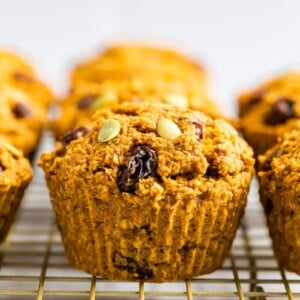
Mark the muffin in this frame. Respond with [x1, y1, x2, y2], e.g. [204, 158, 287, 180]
[0, 49, 53, 156]
[238, 72, 300, 156]
[0, 138, 32, 242]
[0, 50, 52, 107]
[71, 44, 208, 96]
[2, 71, 53, 107]
[258, 129, 300, 274]
[0, 84, 49, 156]
[52, 80, 222, 139]
[0, 50, 33, 80]
[40, 102, 254, 282]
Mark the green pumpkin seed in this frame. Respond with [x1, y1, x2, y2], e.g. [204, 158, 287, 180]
[91, 91, 116, 111]
[98, 119, 120, 142]
[157, 117, 182, 141]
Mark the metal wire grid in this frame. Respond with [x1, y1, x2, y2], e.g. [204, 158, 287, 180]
[0, 132, 300, 299]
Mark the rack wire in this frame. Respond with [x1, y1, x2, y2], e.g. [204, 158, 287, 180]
[0, 131, 300, 300]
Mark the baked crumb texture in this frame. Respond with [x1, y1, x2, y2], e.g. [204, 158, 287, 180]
[238, 72, 300, 156]
[41, 102, 254, 282]
[0, 139, 32, 242]
[52, 44, 223, 139]
[0, 50, 53, 156]
[258, 129, 300, 274]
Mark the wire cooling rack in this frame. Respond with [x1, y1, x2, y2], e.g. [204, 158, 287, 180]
[0, 131, 300, 300]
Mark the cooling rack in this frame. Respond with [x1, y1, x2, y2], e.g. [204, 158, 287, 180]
[0, 131, 300, 300]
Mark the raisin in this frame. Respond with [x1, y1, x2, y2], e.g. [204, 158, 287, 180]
[261, 149, 281, 171]
[13, 72, 34, 84]
[76, 94, 96, 109]
[60, 126, 90, 146]
[264, 98, 296, 125]
[113, 251, 153, 280]
[117, 145, 157, 193]
[205, 165, 219, 178]
[12, 102, 32, 118]
[205, 157, 219, 178]
[0, 163, 5, 172]
[191, 120, 205, 141]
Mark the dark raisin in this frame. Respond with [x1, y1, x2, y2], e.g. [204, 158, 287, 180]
[113, 251, 153, 280]
[60, 126, 90, 146]
[13, 72, 34, 84]
[117, 145, 157, 193]
[76, 94, 96, 109]
[191, 120, 205, 141]
[264, 97, 296, 125]
[137, 263, 153, 280]
[264, 198, 273, 215]
[92, 167, 105, 174]
[12, 102, 32, 118]
[205, 160, 219, 178]
[0, 163, 5, 172]
[261, 149, 281, 171]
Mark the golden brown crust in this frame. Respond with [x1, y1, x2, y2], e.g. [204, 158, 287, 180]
[0, 84, 48, 155]
[71, 44, 207, 90]
[0, 50, 53, 155]
[0, 50, 33, 79]
[40, 102, 254, 282]
[258, 129, 300, 274]
[52, 80, 222, 139]
[0, 50, 53, 107]
[238, 72, 300, 156]
[0, 138, 32, 242]
[52, 44, 224, 139]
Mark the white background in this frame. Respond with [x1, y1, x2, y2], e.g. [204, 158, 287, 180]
[0, 0, 300, 116]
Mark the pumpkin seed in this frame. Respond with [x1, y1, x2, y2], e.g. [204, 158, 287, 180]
[98, 119, 120, 142]
[157, 117, 181, 141]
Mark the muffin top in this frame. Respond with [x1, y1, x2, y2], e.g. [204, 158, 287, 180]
[0, 50, 33, 80]
[71, 44, 206, 89]
[239, 72, 300, 120]
[52, 80, 222, 139]
[0, 50, 53, 107]
[0, 138, 32, 192]
[258, 128, 300, 176]
[238, 72, 300, 153]
[42, 102, 254, 203]
[0, 84, 48, 154]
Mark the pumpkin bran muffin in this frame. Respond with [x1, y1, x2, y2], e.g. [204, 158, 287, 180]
[258, 129, 300, 274]
[0, 50, 53, 107]
[71, 44, 208, 95]
[238, 72, 300, 156]
[0, 84, 49, 156]
[0, 50, 33, 80]
[0, 50, 53, 156]
[40, 102, 254, 282]
[0, 138, 32, 242]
